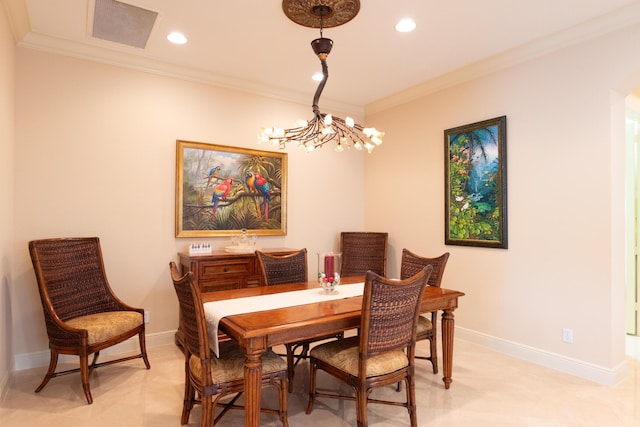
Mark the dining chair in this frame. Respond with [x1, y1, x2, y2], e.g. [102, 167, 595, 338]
[169, 262, 289, 427]
[340, 232, 388, 277]
[306, 267, 432, 427]
[28, 237, 150, 404]
[400, 248, 450, 374]
[255, 248, 344, 393]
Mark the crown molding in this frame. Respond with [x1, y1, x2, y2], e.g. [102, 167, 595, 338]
[15, 30, 364, 118]
[365, 2, 640, 116]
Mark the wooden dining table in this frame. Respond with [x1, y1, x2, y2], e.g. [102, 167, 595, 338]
[202, 276, 465, 427]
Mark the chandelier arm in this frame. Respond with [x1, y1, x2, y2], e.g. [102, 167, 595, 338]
[334, 120, 366, 145]
[284, 118, 320, 144]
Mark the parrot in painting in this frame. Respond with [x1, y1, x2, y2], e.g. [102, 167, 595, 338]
[205, 166, 220, 188]
[211, 177, 233, 220]
[253, 172, 271, 222]
[244, 171, 262, 218]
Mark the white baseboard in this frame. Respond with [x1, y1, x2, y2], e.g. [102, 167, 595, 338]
[12, 330, 177, 372]
[456, 326, 628, 386]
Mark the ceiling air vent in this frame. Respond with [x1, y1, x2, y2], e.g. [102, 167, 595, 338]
[92, 0, 158, 49]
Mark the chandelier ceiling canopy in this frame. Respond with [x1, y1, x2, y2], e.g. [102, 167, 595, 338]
[259, 0, 384, 153]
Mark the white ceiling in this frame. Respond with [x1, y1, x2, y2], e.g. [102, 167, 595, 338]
[6, 0, 640, 115]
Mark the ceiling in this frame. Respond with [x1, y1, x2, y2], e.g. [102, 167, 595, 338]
[6, 0, 640, 115]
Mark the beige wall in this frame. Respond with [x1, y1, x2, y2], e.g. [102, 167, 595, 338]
[0, 2, 15, 397]
[11, 49, 366, 359]
[365, 22, 640, 377]
[6, 11, 640, 386]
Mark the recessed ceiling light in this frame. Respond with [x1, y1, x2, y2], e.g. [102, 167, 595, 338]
[312, 72, 324, 82]
[167, 32, 187, 44]
[395, 18, 416, 33]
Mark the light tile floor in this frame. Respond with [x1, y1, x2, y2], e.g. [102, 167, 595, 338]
[1, 337, 639, 427]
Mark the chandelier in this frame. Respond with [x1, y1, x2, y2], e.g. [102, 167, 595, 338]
[259, 0, 384, 153]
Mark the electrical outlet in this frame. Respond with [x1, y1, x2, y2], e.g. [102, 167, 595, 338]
[562, 328, 573, 343]
[144, 310, 150, 324]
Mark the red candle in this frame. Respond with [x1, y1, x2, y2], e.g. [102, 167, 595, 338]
[324, 254, 334, 277]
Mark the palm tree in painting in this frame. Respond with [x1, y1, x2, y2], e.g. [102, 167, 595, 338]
[448, 123, 502, 241]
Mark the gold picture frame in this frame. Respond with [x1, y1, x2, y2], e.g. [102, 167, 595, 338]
[175, 140, 287, 237]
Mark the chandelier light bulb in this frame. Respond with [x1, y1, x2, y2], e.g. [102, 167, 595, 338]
[365, 142, 374, 153]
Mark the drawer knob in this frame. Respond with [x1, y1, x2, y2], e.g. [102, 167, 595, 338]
[224, 267, 229, 272]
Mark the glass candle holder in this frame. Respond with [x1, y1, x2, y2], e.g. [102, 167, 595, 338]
[318, 252, 341, 293]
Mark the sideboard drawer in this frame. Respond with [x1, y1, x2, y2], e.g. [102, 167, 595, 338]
[199, 258, 252, 279]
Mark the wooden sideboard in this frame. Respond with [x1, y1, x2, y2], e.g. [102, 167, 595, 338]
[175, 247, 297, 349]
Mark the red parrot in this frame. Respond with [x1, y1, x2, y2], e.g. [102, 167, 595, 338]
[211, 178, 233, 220]
[253, 172, 271, 221]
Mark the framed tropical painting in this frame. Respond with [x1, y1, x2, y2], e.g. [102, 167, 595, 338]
[175, 140, 287, 237]
[444, 116, 507, 248]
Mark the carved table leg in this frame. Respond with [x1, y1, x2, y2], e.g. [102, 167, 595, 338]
[244, 340, 264, 427]
[441, 308, 455, 389]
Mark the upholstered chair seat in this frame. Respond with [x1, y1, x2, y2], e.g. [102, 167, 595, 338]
[309, 336, 409, 377]
[189, 340, 287, 384]
[66, 311, 144, 345]
[416, 316, 432, 336]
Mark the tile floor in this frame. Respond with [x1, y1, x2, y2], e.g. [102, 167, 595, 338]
[1, 337, 639, 427]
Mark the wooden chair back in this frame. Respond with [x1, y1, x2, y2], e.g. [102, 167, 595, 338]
[169, 262, 210, 364]
[256, 248, 307, 285]
[360, 267, 432, 363]
[29, 237, 125, 322]
[400, 249, 450, 287]
[340, 232, 388, 277]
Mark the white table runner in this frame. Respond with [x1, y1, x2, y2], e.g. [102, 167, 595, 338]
[204, 282, 364, 356]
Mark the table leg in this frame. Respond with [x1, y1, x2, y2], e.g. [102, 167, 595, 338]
[441, 308, 455, 389]
[244, 343, 264, 427]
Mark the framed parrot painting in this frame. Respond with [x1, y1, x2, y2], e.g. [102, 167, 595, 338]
[444, 116, 507, 249]
[175, 140, 287, 237]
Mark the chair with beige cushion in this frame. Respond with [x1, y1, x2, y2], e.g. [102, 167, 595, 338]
[256, 248, 343, 393]
[400, 248, 450, 374]
[306, 267, 432, 427]
[169, 262, 288, 426]
[340, 232, 388, 277]
[28, 237, 150, 404]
